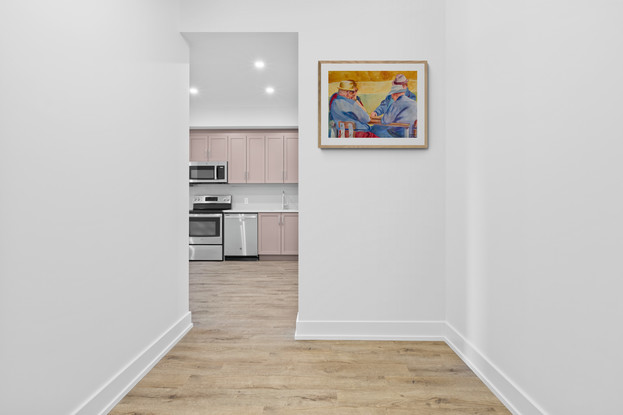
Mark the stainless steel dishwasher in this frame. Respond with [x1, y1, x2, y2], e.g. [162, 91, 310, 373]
[224, 213, 258, 259]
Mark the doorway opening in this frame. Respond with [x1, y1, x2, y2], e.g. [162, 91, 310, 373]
[183, 31, 299, 327]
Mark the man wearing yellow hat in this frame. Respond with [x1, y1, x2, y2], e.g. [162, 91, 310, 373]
[329, 80, 377, 138]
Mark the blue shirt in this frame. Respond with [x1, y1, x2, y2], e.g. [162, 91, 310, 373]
[382, 95, 417, 126]
[329, 95, 371, 132]
[373, 89, 416, 116]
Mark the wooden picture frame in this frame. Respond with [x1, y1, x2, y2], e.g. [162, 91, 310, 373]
[318, 60, 428, 149]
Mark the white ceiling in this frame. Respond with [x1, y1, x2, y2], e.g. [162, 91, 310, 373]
[182, 32, 298, 127]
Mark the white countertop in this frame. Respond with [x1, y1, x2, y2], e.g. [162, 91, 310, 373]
[225, 204, 298, 213]
[225, 209, 299, 213]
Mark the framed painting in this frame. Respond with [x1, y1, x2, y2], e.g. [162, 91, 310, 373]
[318, 60, 428, 149]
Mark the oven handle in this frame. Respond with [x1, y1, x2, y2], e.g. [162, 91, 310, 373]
[189, 213, 223, 218]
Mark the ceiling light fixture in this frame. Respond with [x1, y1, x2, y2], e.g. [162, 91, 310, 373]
[189, 87, 199, 95]
[254, 60, 265, 69]
[265, 86, 275, 94]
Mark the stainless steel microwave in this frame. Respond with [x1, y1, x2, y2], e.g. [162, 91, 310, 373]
[189, 161, 228, 184]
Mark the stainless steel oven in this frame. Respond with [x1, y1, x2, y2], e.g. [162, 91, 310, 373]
[190, 213, 223, 245]
[189, 161, 228, 184]
[189, 213, 223, 261]
[189, 195, 231, 261]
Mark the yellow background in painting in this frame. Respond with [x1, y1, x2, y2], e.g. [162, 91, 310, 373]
[328, 71, 418, 84]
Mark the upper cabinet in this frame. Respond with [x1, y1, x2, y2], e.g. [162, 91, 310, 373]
[208, 135, 228, 161]
[190, 133, 207, 161]
[247, 134, 266, 183]
[284, 134, 298, 183]
[189, 132, 228, 162]
[228, 134, 247, 183]
[266, 132, 298, 183]
[266, 134, 284, 183]
[190, 130, 298, 184]
[228, 133, 266, 183]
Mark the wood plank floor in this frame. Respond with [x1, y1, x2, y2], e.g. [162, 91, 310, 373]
[110, 261, 511, 415]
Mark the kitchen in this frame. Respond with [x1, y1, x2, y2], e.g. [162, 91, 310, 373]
[184, 32, 299, 263]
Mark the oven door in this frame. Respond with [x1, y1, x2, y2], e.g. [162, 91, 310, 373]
[189, 244, 223, 261]
[189, 213, 223, 244]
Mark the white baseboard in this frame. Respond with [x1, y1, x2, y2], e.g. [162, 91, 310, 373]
[70, 313, 543, 415]
[444, 323, 546, 415]
[72, 312, 193, 415]
[295, 314, 446, 341]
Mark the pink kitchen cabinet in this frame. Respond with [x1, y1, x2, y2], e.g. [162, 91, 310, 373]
[189, 132, 228, 162]
[228, 134, 247, 183]
[230, 134, 265, 183]
[281, 213, 299, 255]
[246, 134, 266, 183]
[258, 212, 298, 256]
[258, 213, 282, 255]
[265, 134, 285, 183]
[207, 135, 228, 161]
[284, 134, 298, 183]
[190, 130, 297, 184]
[265, 133, 298, 183]
[190, 132, 208, 161]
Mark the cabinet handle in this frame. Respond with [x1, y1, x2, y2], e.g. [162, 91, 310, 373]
[206, 148, 209, 159]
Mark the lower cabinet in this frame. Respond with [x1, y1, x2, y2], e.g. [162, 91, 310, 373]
[258, 212, 298, 256]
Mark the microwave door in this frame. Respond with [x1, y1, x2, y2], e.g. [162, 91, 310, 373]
[190, 165, 216, 181]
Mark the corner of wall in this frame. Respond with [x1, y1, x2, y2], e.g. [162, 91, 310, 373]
[444, 323, 546, 415]
[72, 313, 193, 415]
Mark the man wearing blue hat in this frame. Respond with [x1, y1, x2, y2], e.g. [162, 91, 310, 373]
[371, 83, 418, 138]
[371, 74, 416, 118]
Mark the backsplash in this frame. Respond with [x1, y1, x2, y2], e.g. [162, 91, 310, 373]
[189, 183, 298, 210]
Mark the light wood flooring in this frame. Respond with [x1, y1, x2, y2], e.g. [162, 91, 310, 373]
[110, 261, 511, 414]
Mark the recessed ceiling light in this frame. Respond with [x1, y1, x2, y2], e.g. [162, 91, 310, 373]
[189, 87, 199, 95]
[265, 86, 275, 94]
[254, 60, 265, 69]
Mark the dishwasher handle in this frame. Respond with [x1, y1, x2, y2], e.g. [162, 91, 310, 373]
[225, 213, 257, 219]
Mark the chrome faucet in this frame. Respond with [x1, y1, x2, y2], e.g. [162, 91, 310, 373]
[281, 190, 287, 210]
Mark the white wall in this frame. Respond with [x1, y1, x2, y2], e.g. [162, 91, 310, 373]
[180, 0, 447, 339]
[0, 1, 191, 414]
[445, 1, 623, 413]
